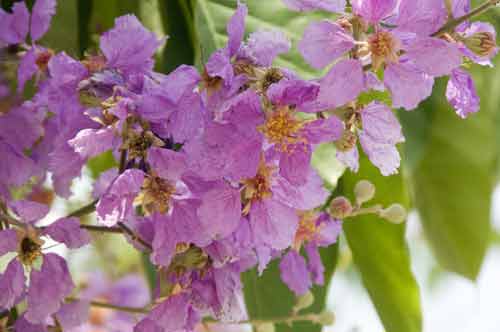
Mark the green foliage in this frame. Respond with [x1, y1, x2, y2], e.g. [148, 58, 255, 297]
[400, 72, 497, 280]
[340, 153, 422, 332]
[242, 244, 338, 332]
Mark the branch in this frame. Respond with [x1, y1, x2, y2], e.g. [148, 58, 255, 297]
[66, 297, 149, 314]
[432, 0, 500, 36]
[117, 221, 153, 251]
[66, 199, 98, 218]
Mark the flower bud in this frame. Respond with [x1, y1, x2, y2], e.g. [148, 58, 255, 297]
[330, 196, 353, 219]
[334, 130, 357, 152]
[316, 310, 335, 326]
[380, 204, 407, 224]
[354, 180, 375, 205]
[256, 323, 275, 332]
[464, 32, 497, 57]
[293, 291, 314, 313]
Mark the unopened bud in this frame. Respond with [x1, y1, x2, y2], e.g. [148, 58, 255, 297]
[354, 180, 375, 205]
[256, 323, 275, 332]
[330, 196, 353, 219]
[334, 130, 357, 152]
[379, 204, 407, 224]
[464, 32, 497, 57]
[294, 291, 314, 313]
[316, 310, 335, 326]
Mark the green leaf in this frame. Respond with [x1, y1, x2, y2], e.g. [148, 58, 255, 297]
[242, 244, 338, 332]
[39, 0, 79, 55]
[340, 153, 422, 332]
[158, 0, 196, 72]
[400, 74, 496, 279]
[87, 150, 117, 179]
[192, 0, 331, 77]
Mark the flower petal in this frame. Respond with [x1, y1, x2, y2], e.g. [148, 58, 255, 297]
[0, 259, 25, 310]
[43, 217, 91, 249]
[279, 250, 311, 295]
[446, 68, 480, 119]
[30, 0, 56, 41]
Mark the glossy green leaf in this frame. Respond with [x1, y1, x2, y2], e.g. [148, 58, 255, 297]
[400, 71, 496, 279]
[39, 0, 79, 55]
[158, 0, 196, 72]
[340, 153, 422, 332]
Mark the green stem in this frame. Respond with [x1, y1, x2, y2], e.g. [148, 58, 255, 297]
[432, 0, 500, 37]
[66, 297, 149, 314]
[66, 199, 98, 218]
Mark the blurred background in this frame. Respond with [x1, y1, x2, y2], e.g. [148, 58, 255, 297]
[1, 0, 500, 331]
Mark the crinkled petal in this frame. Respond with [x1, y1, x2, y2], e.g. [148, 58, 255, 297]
[227, 2, 247, 56]
[206, 48, 233, 84]
[250, 200, 298, 250]
[337, 146, 359, 172]
[405, 37, 462, 76]
[272, 170, 329, 210]
[43, 217, 91, 249]
[14, 316, 47, 332]
[302, 116, 344, 144]
[17, 47, 38, 93]
[359, 137, 401, 176]
[267, 78, 319, 107]
[9, 200, 49, 223]
[68, 127, 118, 159]
[147, 147, 187, 182]
[360, 102, 404, 145]
[100, 15, 162, 74]
[0, 259, 26, 310]
[92, 168, 118, 199]
[298, 20, 354, 69]
[30, 0, 56, 41]
[305, 244, 324, 285]
[198, 182, 242, 240]
[446, 68, 480, 118]
[395, 0, 447, 36]
[279, 250, 311, 295]
[0, 229, 18, 256]
[138, 294, 190, 332]
[303, 59, 365, 111]
[48, 52, 89, 93]
[26, 253, 74, 323]
[384, 62, 434, 110]
[351, 0, 398, 23]
[282, 0, 346, 12]
[55, 300, 89, 331]
[240, 29, 291, 67]
[0, 2, 29, 44]
[96, 169, 144, 227]
[151, 214, 179, 267]
[0, 140, 38, 189]
[279, 144, 312, 186]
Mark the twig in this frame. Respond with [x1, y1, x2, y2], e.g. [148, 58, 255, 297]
[117, 221, 152, 251]
[66, 199, 98, 218]
[432, 0, 500, 37]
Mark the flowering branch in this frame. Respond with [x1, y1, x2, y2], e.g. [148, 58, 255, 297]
[432, 0, 500, 36]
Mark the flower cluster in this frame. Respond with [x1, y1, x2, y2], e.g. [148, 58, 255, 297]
[0, 0, 497, 331]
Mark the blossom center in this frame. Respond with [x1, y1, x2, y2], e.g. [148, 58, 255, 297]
[18, 234, 43, 266]
[122, 130, 163, 160]
[242, 160, 274, 214]
[259, 108, 304, 152]
[293, 212, 318, 249]
[139, 175, 176, 214]
[35, 50, 54, 72]
[368, 31, 399, 70]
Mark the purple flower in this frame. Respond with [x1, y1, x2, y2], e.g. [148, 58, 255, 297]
[338, 102, 404, 175]
[352, 0, 398, 23]
[0, 201, 89, 323]
[100, 15, 163, 76]
[395, 0, 447, 37]
[446, 68, 480, 118]
[298, 20, 354, 69]
[0, 2, 30, 44]
[263, 78, 343, 185]
[279, 211, 341, 294]
[280, 250, 312, 295]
